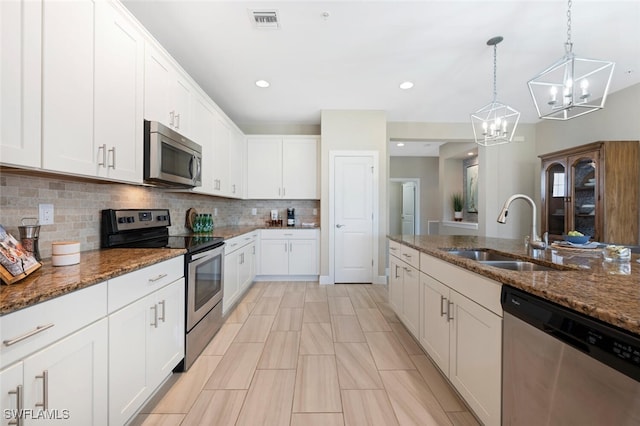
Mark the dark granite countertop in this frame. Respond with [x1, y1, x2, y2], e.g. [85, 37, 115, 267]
[212, 225, 319, 240]
[0, 248, 186, 316]
[388, 234, 640, 336]
[0, 226, 319, 316]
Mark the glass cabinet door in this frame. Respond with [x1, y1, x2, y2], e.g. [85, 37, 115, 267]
[543, 161, 568, 240]
[569, 151, 599, 241]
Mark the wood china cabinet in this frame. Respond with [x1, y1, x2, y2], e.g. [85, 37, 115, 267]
[540, 141, 639, 244]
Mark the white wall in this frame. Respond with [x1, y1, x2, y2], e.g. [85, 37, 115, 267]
[320, 110, 387, 282]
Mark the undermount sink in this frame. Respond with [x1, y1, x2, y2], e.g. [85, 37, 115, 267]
[445, 249, 515, 262]
[444, 249, 569, 272]
[477, 260, 557, 272]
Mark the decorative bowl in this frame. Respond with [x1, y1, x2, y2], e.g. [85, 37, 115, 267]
[564, 234, 591, 244]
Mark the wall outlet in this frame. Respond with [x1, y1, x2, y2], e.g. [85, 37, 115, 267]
[251, 208, 257, 216]
[313, 208, 317, 216]
[39, 204, 54, 225]
[214, 208, 218, 216]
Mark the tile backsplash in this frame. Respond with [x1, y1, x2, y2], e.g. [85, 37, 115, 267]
[0, 171, 320, 259]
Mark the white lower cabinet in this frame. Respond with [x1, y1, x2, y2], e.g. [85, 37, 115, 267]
[223, 232, 258, 314]
[108, 278, 185, 426]
[259, 229, 319, 277]
[0, 320, 108, 426]
[0, 257, 185, 426]
[0, 282, 108, 426]
[419, 257, 502, 426]
[387, 239, 503, 426]
[388, 241, 420, 337]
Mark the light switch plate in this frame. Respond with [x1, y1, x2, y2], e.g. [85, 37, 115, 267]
[251, 208, 257, 215]
[39, 204, 54, 225]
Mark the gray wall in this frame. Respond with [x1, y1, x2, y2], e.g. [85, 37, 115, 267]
[389, 156, 440, 234]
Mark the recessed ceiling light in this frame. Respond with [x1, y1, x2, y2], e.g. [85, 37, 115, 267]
[399, 81, 414, 90]
[255, 80, 270, 88]
[468, 152, 474, 156]
[396, 142, 405, 147]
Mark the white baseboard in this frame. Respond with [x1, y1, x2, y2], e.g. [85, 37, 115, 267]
[319, 275, 333, 285]
[254, 275, 319, 282]
[319, 275, 388, 285]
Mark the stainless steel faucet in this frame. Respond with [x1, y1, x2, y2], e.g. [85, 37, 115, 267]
[497, 194, 547, 249]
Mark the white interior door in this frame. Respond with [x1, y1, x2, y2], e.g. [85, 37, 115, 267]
[334, 156, 374, 283]
[401, 182, 416, 235]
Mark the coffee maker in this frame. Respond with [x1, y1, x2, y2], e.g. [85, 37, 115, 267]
[287, 208, 295, 227]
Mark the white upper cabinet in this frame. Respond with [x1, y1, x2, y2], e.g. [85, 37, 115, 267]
[144, 43, 192, 138]
[211, 113, 231, 196]
[247, 136, 319, 199]
[41, 0, 95, 176]
[0, 0, 41, 168]
[40, 0, 144, 184]
[228, 126, 245, 199]
[282, 138, 319, 199]
[190, 94, 216, 194]
[247, 137, 282, 199]
[94, 1, 144, 183]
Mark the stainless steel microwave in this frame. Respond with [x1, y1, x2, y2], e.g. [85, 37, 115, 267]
[144, 120, 202, 188]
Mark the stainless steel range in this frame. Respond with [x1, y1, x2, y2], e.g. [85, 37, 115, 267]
[101, 208, 224, 371]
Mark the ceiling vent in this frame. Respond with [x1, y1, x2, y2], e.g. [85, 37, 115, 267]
[251, 10, 280, 29]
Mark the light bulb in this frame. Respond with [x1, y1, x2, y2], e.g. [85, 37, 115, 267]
[549, 86, 558, 105]
[580, 79, 590, 100]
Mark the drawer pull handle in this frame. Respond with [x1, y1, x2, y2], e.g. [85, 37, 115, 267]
[3, 324, 54, 347]
[7, 385, 23, 426]
[150, 305, 158, 328]
[158, 300, 166, 323]
[148, 273, 168, 283]
[35, 370, 48, 410]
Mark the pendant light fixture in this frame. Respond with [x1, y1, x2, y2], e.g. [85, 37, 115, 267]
[528, 0, 615, 120]
[471, 36, 520, 147]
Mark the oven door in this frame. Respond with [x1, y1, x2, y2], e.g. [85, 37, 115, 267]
[186, 244, 224, 331]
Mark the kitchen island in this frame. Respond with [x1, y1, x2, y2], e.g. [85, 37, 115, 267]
[388, 234, 640, 426]
[389, 234, 640, 336]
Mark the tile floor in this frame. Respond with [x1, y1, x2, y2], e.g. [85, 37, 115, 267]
[132, 282, 481, 426]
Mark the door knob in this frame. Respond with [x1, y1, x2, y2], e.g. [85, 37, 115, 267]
[336, 224, 345, 228]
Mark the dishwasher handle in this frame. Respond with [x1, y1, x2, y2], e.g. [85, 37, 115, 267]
[542, 324, 589, 353]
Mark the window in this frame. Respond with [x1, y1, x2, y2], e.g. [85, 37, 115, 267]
[552, 172, 565, 197]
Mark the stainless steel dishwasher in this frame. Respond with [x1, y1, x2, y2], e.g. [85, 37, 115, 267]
[501, 285, 640, 425]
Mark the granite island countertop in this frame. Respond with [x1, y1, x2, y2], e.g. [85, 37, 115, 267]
[388, 234, 640, 336]
[0, 248, 186, 316]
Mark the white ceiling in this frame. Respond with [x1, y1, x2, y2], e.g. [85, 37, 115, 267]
[122, 0, 640, 131]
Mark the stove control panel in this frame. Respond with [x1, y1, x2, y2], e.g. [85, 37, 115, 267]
[106, 209, 171, 232]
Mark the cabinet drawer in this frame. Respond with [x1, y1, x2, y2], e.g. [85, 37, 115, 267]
[1, 282, 107, 369]
[261, 229, 318, 240]
[400, 245, 420, 269]
[225, 232, 257, 255]
[389, 240, 402, 259]
[108, 256, 184, 313]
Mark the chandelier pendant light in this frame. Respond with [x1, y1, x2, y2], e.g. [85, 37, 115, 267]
[528, 0, 615, 120]
[471, 36, 520, 147]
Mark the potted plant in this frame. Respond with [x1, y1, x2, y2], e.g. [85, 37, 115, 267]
[452, 192, 464, 221]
